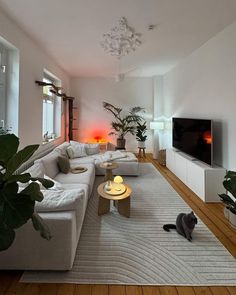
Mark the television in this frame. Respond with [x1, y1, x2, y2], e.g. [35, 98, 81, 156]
[172, 118, 213, 166]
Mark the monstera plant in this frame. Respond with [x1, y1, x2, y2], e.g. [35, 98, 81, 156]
[0, 134, 54, 251]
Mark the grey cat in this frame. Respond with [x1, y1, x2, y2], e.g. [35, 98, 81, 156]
[163, 211, 197, 241]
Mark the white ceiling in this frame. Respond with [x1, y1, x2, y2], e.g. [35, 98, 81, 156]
[0, 0, 236, 78]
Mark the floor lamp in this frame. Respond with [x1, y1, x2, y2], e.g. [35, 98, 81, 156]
[150, 121, 164, 159]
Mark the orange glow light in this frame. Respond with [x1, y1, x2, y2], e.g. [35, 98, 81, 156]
[203, 131, 212, 144]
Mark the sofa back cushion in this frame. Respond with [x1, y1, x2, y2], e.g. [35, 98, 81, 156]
[70, 141, 87, 158]
[35, 151, 59, 179]
[54, 142, 70, 157]
[85, 143, 100, 155]
[24, 162, 45, 178]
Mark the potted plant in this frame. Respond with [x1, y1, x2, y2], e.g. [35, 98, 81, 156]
[0, 134, 54, 251]
[219, 171, 236, 228]
[103, 102, 144, 149]
[136, 121, 147, 148]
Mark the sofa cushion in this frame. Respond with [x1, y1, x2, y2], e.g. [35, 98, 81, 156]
[35, 151, 59, 179]
[66, 146, 74, 159]
[54, 142, 70, 157]
[35, 189, 85, 212]
[69, 157, 95, 166]
[70, 141, 87, 158]
[54, 163, 95, 196]
[85, 143, 100, 155]
[58, 156, 70, 174]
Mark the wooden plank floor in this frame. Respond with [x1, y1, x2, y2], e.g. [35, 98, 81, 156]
[0, 153, 236, 295]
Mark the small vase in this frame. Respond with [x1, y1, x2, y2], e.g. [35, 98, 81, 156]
[104, 180, 112, 191]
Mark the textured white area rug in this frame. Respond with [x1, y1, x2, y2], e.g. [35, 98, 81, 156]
[21, 163, 236, 285]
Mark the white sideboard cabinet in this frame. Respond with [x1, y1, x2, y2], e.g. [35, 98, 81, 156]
[166, 148, 226, 202]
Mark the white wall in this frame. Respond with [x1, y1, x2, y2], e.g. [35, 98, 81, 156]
[71, 77, 153, 152]
[0, 7, 70, 148]
[162, 21, 236, 170]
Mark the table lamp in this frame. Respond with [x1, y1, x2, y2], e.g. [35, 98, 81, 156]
[113, 175, 123, 191]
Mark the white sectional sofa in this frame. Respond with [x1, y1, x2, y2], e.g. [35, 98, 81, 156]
[0, 142, 139, 270]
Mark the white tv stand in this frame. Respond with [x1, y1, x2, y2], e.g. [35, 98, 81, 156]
[166, 148, 226, 202]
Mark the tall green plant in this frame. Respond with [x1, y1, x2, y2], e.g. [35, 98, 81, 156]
[0, 134, 54, 251]
[136, 121, 147, 141]
[103, 102, 144, 139]
[219, 171, 236, 214]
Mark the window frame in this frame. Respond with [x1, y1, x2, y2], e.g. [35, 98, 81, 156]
[42, 72, 61, 143]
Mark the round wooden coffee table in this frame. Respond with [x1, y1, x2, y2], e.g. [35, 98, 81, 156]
[97, 182, 132, 218]
[99, 162, 118, 181]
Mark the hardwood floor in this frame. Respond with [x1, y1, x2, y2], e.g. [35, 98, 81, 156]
[0, 153, 236, 295]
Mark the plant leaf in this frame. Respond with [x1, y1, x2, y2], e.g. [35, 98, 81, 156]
[230, 207, 236, 214]
[30, 177, 54, 189]
[0, 224, 15, 251]
[223, 179, 236, 197]
[225, 171, 236, 179]
[5, 145, 39, 178]
[31, 213, 52, 240]
[0, 134, 19, 167]
[1, 184, 35, 229]
[5, 173, 31, 185]
[21, 182, 44, 202]
[218, 193, 236, 207]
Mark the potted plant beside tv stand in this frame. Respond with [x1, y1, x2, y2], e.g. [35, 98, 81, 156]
[166, 148, 226, 202]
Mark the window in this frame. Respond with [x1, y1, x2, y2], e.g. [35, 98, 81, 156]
[0, 38, 19, 136]
[42, 72, 61, 142]
[0, 44, 7, 132]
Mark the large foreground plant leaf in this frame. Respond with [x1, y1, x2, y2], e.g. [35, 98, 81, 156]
[0, 134, 19, 166]
[5, 173, 31, 185]
[1, 183, 35, 229]
[0, 224, 15, 251]
[5, 144, 39, 178]
[30, 177, 54, 189]
[21, 182, 44, 202]
[31, 213, 52, 240]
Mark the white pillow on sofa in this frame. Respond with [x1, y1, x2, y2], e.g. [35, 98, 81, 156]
[66, 146, 74, 159]
[70, 141, 87, 158]
[85, 143, 100, 155]
[35, 151, 59, 179]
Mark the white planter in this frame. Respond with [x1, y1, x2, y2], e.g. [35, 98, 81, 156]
[229, 210, 236, 229]
[138, 141, 146, 148]
[224, 207, 230, 220]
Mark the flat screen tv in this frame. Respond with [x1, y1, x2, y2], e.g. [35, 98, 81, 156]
[172, 118, 213, 166]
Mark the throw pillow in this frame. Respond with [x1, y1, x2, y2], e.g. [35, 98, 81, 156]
[70, 141, 87, 158]
[66, 146, 74, 159]
[85, 143, 100, 155]
[57, 156, 70, 174]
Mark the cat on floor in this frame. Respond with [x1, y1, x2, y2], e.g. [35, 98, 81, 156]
[163, 211, 198, 241]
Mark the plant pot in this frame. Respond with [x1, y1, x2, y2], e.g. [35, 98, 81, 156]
[116, 138, 126, 149]
[229, 211, 236, 229]
[224, 207, 230, 220]
[137, 141, 146, 148]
